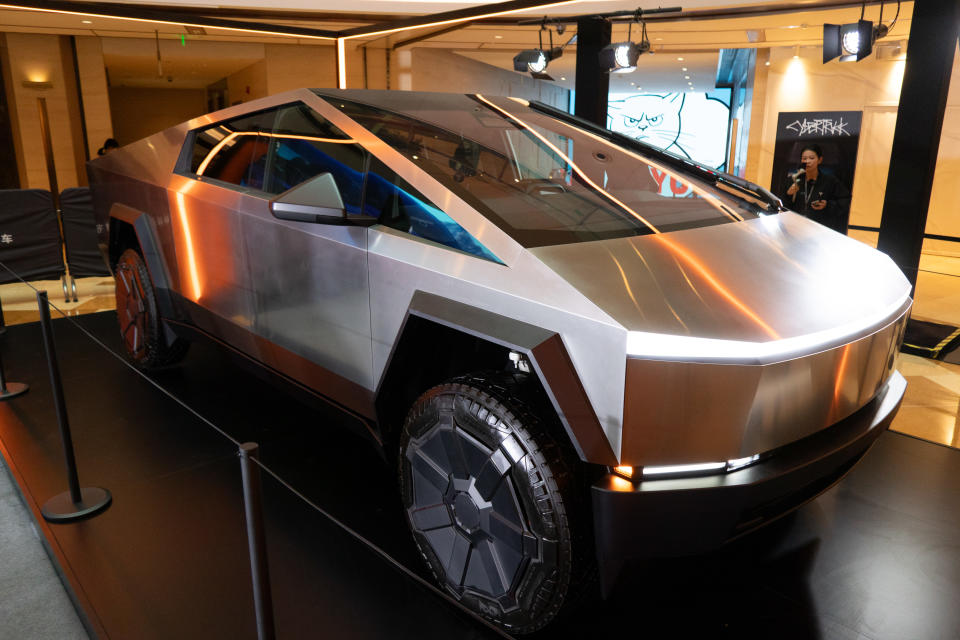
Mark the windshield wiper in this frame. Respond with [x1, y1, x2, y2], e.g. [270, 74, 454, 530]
[527, 100, 784, 213]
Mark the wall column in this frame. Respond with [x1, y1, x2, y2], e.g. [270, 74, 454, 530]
[877, 0, 960, 286]
[574, 17, 610, 127]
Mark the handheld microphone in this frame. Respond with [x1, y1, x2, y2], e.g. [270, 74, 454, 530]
[791, 167, 805, 182]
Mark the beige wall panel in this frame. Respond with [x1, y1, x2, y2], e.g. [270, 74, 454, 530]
[74, 36, 113, 159]
[410, 49, 568, 110]
[5, 33, 79, 189]
[849, 106, 897, 229]
[756, 50, 905, 230]
[926, 43, 960, 255]
[108, 86, 205, 144]
[264, 43, 337, 94]
[357, 45, 388, 90]
[227, 59, 267, 105]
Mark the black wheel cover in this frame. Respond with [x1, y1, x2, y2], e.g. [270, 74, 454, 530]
[399, 374, 574, 633]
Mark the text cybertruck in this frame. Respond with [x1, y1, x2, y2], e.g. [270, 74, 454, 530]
[89, 89, 910, 634]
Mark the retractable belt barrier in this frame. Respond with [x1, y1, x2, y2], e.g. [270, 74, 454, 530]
[60, 187, 110, 278]
[0, 189, 64, 284]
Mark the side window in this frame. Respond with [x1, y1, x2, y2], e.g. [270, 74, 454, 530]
[188, 109, 276, 189]
[364, 157, 501, 263]
[261, 104, 367, 214]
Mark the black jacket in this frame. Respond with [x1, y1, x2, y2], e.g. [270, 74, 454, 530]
[782, 170, 851, 234]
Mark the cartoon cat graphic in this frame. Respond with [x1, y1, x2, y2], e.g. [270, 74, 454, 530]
[608, 92, 729, 171]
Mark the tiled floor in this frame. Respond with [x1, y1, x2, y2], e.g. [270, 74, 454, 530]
[2, 257, 959, 451]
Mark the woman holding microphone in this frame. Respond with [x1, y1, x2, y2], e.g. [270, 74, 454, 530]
[783, 143, 851, 234]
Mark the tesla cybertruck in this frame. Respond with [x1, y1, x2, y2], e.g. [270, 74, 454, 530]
[89, 88, 910, 633]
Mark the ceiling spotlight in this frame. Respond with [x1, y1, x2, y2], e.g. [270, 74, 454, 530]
[513, 48, 561, 78]
[599, 14, 651, 74]
[514, 22, 567, 80]
[824, 0, 893, 63]
[823, 19, 885, 62]
[677, 56, 684, 61]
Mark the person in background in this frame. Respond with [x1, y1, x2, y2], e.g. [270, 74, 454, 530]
[783, 143, 851, 234]
[97, 138, 119, 156]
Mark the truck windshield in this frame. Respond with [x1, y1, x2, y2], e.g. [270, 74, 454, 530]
[318, 90, 762, 248]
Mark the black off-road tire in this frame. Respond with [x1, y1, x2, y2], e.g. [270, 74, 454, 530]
[399, 371, 587, 634]
[114, 248, 189, 370]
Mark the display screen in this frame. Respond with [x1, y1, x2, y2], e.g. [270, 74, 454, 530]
[607, 90, 732, 177]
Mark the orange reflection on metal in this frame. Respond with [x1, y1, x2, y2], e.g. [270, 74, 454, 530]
[628, 243, 688, 331]
[655, 234, 780, 340]
[174, 191, 202, 301]
[610, 475, 635, 492]
[608, 252, 646, 320]
[474, 94, 661, 234]
[832, 344, 852, 410]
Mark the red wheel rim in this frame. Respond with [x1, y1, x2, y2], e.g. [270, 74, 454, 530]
[115, 260, 148, 361]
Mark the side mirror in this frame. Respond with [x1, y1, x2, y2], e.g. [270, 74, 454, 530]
[270, 172, 345, 223]
[270, 172, 378, 226]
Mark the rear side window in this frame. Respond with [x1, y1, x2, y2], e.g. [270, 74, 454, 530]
[184, 103, 367, 215]
[188, 109, 276, 188]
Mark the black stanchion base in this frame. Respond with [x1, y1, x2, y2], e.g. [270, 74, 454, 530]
[0, 382, 29, 401]
[41, 487, 112, 523]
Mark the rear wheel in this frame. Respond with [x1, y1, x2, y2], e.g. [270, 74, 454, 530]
[114, 248, 188, 369]
[399, 372, 582, 634]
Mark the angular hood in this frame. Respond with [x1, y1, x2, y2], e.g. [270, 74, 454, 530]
[531, 213, 911, 360]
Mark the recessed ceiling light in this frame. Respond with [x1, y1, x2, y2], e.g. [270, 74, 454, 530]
[82, 19, 92, 24]
[677, 57, 684, 61]
[765, 60, 771, 66]
[560, 76, 566, 80]
[494, 35, 503, 39]
[682, 67, 687, 71]
[655, 37, 663, 41]
[684, 75, 690, 79]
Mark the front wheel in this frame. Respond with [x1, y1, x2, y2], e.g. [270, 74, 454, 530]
[114, 248, 188, 370]
[399, 373, 582, 634]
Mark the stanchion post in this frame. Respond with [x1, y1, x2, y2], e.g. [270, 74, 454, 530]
[36, 290, 110, 522]
[239, 442, 276, 640]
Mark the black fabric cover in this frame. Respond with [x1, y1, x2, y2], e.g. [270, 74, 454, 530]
[0, 189, 64, 284]
[902, 318, 960, 360]
[61, 187, 110, 277]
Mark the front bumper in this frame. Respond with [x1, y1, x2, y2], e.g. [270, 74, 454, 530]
[591, 370, 906, 595]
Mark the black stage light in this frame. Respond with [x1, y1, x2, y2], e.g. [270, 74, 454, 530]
[513, 47, 563, 79]
[599, 40, 651, 73]
[823, 19, 875, 62]
[599, 15, 651, 74]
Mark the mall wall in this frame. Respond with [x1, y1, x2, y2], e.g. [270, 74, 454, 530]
[0, 33, 87, 189]
[108, 87, 206, 145]
[748, 40, 960, 257]
[409, 48, 569, 110]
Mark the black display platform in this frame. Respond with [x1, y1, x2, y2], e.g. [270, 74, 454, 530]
[1, 311, 959, 640]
